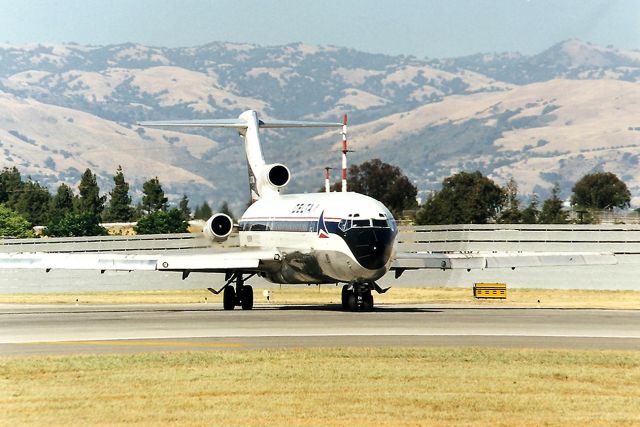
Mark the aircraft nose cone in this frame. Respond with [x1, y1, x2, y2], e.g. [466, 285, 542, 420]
[343, 227, 394, 270]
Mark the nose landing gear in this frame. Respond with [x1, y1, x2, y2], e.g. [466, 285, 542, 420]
[341, 282, 377, 311]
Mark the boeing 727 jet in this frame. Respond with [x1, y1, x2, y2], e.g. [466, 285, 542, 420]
[0, 110, 616, 310]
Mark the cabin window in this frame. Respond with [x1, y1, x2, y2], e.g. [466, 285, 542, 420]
[250, 223, 270, 231]
[242, 220, 318, 233]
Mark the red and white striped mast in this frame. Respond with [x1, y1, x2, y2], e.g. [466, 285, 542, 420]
[341, 114, 348, 192]
[324, 167, 332, 193]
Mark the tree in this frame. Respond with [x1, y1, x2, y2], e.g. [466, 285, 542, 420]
[571, 172, 631, 210]
[134, 208, 189, 234]
[178, 194, 191, 221]
[538, 184, 569, 224]
[141, 176, 168, 214]
[521, 193, 540, 224]
[415, 171, 505, 225]
[0, 204, 34, 238]
[50, 183, 75, 219]
[219, 201, 234, 220]
[45, 212, 108, 237]
[336, 159, 418, 217]
[104, 166, 134, 222]
[11, 180, 51, 226]
[77, 168, 106, 217]
[194, 201, 213, 220]
[0, 167, 23, 205]
[498, 178, 522, 223]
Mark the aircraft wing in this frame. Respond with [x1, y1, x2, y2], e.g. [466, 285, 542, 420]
[0, 249, 280, 274]
[391, 251, 617, 275]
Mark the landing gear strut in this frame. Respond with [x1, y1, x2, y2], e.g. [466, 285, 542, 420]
[341, 283, 376, 311]
[211, 272, 255, 311]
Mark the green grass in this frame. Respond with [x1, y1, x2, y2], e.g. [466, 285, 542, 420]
[2, 347, 640, 426]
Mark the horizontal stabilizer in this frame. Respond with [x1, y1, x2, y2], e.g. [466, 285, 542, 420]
[138, 118, 342, 129]
[138, 119, 247, 128]
[259, 119, 342, 128]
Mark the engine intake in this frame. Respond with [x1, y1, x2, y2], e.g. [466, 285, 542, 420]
[265, 163, 290, 188]
[203, 213, 234, 242]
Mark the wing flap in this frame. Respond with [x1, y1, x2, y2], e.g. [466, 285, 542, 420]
[0, 253, 158, 271]
[392, 251, 617, 270]
[391, 252, 485, 270]
[157, 250, 278, 272]
[0, 249, 280, 273]
[483, 252, 617, 268]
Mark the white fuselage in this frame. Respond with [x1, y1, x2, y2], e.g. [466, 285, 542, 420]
[238, 192, 398, 284]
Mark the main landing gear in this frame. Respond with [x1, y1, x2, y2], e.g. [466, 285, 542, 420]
[341, 282, 389, 311]
[208, 272, 255, 310]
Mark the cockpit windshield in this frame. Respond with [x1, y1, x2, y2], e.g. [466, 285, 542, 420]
[338, 213, 394, 232]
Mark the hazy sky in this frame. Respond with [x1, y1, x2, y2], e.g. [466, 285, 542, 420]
[0, 0, 638, 57]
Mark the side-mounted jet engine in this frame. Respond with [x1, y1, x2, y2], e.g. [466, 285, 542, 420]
[203, 213, 234, 242]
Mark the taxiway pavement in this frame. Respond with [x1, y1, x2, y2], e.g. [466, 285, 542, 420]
[1, 303, 639, 356]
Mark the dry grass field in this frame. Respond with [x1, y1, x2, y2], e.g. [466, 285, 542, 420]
[1, 287, 640, 309]
[3, 288, 639, 425]
[2, 347, 639, 426]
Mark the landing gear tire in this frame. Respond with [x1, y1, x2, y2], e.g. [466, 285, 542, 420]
[362, 292, 374, 311]
[347, 292, 358, 311]
[343, 283, 375, 312]
[217, 273, 256, 311]
[341, 285, 350, 309]
[223, 286, 235, 311]
[241, 285, 254, 310]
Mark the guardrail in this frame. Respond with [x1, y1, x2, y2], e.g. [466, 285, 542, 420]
[398, 224, 640, 253]
[5, 224, 640, 254]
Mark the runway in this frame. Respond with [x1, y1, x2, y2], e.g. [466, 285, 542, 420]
[1, 303, 639, 355]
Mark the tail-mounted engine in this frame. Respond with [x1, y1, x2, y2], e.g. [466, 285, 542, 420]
[262, 163, 290, 190]
[248, 163, 291, 203]
[203, 213, 234, 242]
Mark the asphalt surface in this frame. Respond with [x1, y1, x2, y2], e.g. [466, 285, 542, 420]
[1, 303, 639, 356]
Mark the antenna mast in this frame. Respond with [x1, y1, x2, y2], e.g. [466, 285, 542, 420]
[341, 114, 348, 192]
[324, 167, 332, 193]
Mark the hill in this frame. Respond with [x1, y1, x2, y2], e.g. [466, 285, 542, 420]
[0, 39, 639, 210]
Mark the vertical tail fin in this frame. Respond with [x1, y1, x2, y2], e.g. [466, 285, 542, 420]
[138, 110, 342, 201]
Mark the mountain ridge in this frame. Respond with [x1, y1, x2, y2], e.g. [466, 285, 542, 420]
[0, 39, 639, 211]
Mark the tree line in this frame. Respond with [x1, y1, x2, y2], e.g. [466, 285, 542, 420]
[0, 159, 633, 238]
[0, 166, 229, 238]
[414, 171, 631, 225]
[337, 159, 632, 225]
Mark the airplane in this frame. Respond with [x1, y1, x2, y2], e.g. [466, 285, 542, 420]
[0, 110, 617, 311]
